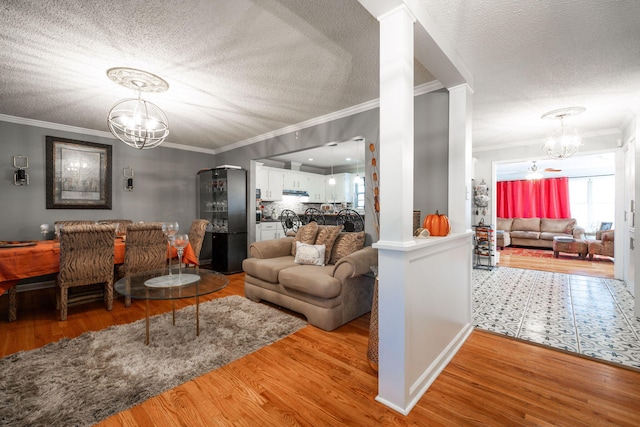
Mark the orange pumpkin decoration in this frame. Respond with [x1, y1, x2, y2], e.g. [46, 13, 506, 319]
[422, 210, 450, 236]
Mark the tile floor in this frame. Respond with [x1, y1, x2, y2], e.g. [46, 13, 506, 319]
[473, 266, 640, 370]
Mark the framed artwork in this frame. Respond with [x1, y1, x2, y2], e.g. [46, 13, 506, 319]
[46, 136, 112, 209]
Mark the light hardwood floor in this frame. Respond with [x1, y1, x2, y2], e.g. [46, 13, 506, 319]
[497, 248, 615, 278]
[2, 269, 639, 425]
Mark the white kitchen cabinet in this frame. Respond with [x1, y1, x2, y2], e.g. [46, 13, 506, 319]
[307, 174, 326, 202]
[258, 222, 283, 241]
[282, 170, 308, 191]
[257, 168, 283, 201]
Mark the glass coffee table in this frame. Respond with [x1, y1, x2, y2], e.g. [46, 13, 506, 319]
[114, 267, 228, 345]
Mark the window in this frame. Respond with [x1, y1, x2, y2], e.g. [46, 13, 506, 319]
[568, 175, 615, 233]
[355, 178, 365, 209]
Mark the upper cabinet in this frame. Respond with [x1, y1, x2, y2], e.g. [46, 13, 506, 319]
[307, 174, 326, 202]
[282, 170, 308, 191]
[257, 167, 355, 204]
[257, 167, 283, 201]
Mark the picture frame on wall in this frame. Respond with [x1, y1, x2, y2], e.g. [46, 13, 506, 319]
[46, 136, 112, 209]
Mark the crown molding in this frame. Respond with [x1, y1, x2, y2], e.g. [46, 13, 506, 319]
[473, 128, 623, 154]
[215, 80, 444, 154]
[0, 114, 217, 154]
[1, 79, 445, 156]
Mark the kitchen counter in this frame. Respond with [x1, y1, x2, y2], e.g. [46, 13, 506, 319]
[258, 212, 364, 226]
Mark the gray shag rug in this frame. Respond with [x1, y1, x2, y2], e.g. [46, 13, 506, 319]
[0, 295, 307, 426]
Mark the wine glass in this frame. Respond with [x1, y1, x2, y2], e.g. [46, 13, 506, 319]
[40, 224, 50, 240]
[162, 222, 179, 274]
[172, 234, 189, 278]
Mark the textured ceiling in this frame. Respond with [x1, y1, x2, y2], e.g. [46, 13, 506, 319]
[1, 0, 639, 155]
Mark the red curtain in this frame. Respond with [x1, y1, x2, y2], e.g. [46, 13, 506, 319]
[496, 177, 571, 219]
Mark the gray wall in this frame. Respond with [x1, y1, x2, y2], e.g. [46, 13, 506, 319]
[1, 88, 449, 243]
[413, 89, 449, 224]
[215, 90, 450, 242]
[0, 121, 215, 240]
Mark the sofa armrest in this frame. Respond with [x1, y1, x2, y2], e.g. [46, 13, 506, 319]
[332, 246, 378, 282]
[249, 237, 294, 259]
[572, 226, 585, 239]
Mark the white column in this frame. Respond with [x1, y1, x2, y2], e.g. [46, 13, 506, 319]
[448, 84, 473, 233]
[376, 4, 416, 412]
[378, 5, 415, 246]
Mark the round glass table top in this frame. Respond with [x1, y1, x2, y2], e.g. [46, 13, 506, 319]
[114, 267, 228, 301]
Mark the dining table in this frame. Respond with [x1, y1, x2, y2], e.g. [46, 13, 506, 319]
[0, 239, 198, 321]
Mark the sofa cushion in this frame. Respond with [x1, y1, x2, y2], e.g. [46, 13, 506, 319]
[330, 231, 366, 264]
[279, 265, 342, 299]
[541, 218, 576, 234]
[512, 218, 540, 232]
[291, 222, 319, 256]
[496, 217, 514, 232]
[510, 230, 541, 240]
[294, 242, 326, 266]
[315, 225, 343, 264]
[540, 232, 570, 241]
[242, 255, 298, 284]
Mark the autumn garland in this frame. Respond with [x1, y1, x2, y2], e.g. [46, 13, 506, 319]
[368, 139, 380, 239]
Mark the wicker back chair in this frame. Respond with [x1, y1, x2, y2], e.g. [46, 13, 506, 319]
[56, 223, 116, 320]
[117, 222, 166, 307]
[54, 220, 96, 226]
[187, 219, 209, 267]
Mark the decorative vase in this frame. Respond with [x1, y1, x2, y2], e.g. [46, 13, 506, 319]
[367, 276, 379, 373]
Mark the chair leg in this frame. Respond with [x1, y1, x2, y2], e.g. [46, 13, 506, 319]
[105, 281, 113, 311]
[59, 287, 68, 321]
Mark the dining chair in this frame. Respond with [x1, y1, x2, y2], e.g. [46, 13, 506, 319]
[302, 207, 325, 225]
[280, 209, 302, 236]
[336, 209, 364, 232]
[187, 219, 209, 268]
[56, 223, 116, 321]
[116, 222, 166, 307]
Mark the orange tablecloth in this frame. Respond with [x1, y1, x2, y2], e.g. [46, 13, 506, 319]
[0, 240, 198, 295]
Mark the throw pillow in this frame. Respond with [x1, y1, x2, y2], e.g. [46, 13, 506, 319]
[291, 221, 319, 256]
[330, 231, 365, 264]
[314, 225, 344, 265]
[294, 242, 326, 266]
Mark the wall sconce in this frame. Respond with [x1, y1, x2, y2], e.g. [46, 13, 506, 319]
[123, 167, 134, 191]
[13, 156, 29, 186]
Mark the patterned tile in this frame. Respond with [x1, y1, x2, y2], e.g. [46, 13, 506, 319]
[473, 266, 640, 370]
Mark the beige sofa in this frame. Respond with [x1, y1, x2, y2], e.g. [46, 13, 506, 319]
[242, 232, 377, 331]
[496, 217, 585, 249]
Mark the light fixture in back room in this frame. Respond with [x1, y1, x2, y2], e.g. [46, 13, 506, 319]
[328, 142, 337, 185]
[107, 67, 170, 149]
[541, 106, 585, 159]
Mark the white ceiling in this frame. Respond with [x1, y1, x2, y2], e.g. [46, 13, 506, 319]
[2, 1, 639, 164]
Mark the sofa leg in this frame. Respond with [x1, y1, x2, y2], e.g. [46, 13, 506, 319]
[553, 250, 559, 258]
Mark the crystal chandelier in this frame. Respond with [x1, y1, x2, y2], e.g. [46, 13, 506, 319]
[107, 68, 169, 149]
[541, 107, 585, 159]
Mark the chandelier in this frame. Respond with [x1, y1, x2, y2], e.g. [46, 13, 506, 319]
[107, 68, 170, 149]
[541, 107, 585, 159]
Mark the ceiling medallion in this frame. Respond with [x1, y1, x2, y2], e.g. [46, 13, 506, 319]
[106, 68, 170, 150]
[541, 106, 585, 159]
